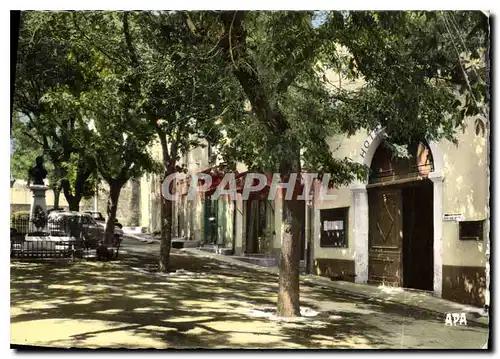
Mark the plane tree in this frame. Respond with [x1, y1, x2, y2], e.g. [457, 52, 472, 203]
[71, 11, 236, 268]
[13, 11, 99, 211]
[186, 10, 488, 317]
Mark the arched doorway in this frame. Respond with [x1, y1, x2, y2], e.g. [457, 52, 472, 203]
[367, 140, 434, 290]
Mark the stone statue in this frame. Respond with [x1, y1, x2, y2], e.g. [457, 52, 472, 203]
[28, 156, 48, 186]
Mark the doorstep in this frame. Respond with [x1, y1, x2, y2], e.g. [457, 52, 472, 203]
[182, 248, 489, 326]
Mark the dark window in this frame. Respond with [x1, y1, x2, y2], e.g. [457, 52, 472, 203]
[320, 207, 348, 248]
[459, 221, 484, 241]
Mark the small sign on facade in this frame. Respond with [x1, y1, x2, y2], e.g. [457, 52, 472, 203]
[323, 220, 343, 231]
[443, 213, 464, 221]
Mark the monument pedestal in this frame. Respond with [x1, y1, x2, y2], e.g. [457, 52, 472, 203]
[27, 184, 49, 235]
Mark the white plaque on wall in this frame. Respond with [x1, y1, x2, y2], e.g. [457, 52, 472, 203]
[443, 214, 464, 221]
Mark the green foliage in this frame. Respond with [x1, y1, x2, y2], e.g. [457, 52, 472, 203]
[11, 114, 41, 182]
[331, 11, 489, 145]
[69, 11, 234, 179]
[128, 12, 235, 167]
[188, 11, 488, 186]
[12, 10, 488, 219]
[184, 11, 371, 183]
[13, 11, 99, 204]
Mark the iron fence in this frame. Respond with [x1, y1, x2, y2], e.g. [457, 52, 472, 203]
[10, 214, 95, 259]
[10, 238, 87, 259]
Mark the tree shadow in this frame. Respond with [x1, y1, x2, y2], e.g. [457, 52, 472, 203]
[10, 248, 488, 349]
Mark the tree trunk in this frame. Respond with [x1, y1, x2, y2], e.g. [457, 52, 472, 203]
[62, 180, 82, 212]
[128, 178, 141, 227]
[277, 197, 302, 317]
[217, 12, 303, 316]
[158, 170, 174, 272]
[67, 196, 81, 212]
[277, 144, 302, 317]
[105, 181, 122, 245]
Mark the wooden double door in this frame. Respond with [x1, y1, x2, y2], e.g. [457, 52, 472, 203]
[368, 188, 404, 286]
[368, 182, 434, 289]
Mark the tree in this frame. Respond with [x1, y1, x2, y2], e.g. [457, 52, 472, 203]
[11, 114, 40, 185]
[10, 113, 65, 207]
[188, 10, 488, 316]
[13, 11, 99, 211]
[184, 11, 364, 317]
[82, 80, 158, 245]
[72, 11, 235, 270]
[135, 12, 237, 271]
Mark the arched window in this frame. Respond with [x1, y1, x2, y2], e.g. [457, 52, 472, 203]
[369, 140, 434, 185]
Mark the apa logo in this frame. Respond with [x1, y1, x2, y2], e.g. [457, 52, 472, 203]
[445, 313, 467, 326]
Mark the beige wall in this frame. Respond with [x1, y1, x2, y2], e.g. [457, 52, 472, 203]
[440, 119, 489, 267]
[10, 186, 69, 210]
[312, 128, 368, 262]
[313, 185, 355, 261]
[441, 122, 488, 220]
[313, 117, 489, 270]
[442, 222, 488, 267]
[140, 174, 153, 230]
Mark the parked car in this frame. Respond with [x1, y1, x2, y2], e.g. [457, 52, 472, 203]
[83, 211, 123, 228]
[48, 211, 123, 249]
[46, 208, 65, 217]
[84, 211, 105, 222]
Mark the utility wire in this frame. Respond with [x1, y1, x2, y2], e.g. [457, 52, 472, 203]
[440, 12, 487, 119]
[448, 12, 485, 84]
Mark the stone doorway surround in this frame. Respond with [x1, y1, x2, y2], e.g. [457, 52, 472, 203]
[350, 127, 445, 297]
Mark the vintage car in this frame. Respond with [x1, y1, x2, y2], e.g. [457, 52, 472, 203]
[48, 211, 123, 249]
[83, 211, 123, 228]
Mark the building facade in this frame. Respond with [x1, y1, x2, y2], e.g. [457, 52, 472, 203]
[113, 62, 490, 309]
[157, 116, 488, 308]
[313, 117, 489, 308]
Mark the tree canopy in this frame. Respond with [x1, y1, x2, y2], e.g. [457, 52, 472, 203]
[176, 10, 489, 316]
[11, 10, 489, 317]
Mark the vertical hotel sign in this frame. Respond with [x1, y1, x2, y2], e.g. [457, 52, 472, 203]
[360, 124, 384, 159]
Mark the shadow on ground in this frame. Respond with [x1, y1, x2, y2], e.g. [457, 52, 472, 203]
[10, 249, 488, 349]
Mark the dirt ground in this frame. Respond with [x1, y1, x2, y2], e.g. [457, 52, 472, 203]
[10, 241, 489, 349]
